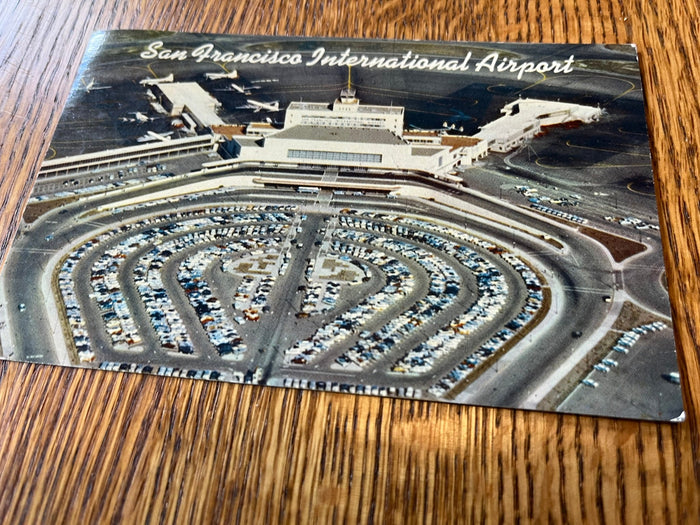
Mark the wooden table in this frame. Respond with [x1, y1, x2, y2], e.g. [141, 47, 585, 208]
[0, 0, 698, 522]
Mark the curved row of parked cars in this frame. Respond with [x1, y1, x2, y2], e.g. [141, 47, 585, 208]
[334, 222, 463, 368]
[177, 233, 285, 358]
[284, 240, 415, 366]
[58, 203, 296, 361]
[283, 211, 542, 383]
[428, 252, 544, 397]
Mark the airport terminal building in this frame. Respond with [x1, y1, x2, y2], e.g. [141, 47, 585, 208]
[219, 87, 489, 179]
[37, 80, 603, 184]
[473, 98, 604, 153]
[214, 87, 602, 178]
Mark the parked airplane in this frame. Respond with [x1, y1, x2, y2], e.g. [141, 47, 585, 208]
[239, 99, 280, 112]
[134, 111, 153, 122]
[120, 111, 153, 123]
[204, 70, 238, 80]
[82, 78, 111, 93]
[139, 73, 174, 86]
[136, 130, 173, 142]
[230, 83, 260, 95]
[441, 122, 465, 132]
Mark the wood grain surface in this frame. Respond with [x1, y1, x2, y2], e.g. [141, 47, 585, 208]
[0, 0, 699, 522]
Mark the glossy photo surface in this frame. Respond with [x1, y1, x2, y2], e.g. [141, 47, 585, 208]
[0, 31, 683, 421]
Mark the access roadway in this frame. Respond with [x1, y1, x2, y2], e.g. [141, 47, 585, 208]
[0, 169, 652, 410]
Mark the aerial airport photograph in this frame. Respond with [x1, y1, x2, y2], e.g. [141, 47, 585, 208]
[0, 31, 683, 420]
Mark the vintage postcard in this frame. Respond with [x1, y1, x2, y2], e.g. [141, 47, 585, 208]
[0, 31, 683, 420]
